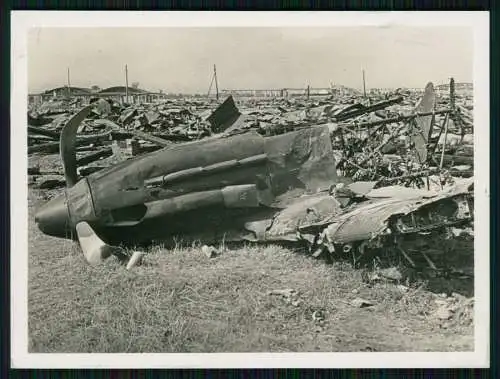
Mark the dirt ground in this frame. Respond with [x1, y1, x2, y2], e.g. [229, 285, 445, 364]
[27, 158, 475, 352]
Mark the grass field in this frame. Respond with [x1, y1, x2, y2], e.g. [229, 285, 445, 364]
[28, 185, 474, 353]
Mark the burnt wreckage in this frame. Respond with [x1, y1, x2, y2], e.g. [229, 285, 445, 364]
[34, 81, 474, 272]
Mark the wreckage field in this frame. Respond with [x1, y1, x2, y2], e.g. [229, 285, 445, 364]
[28, 82, 475, 352]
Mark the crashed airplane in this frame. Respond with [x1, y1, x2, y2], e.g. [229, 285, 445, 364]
[34, 82, 474, 271]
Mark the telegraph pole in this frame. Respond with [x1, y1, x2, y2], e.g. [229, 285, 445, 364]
[213, 64, 219, 101]
[125, 64, 129, 103]
[67, 67, 71, 97]
[362, 69, 367, 98]
[449, 77, 456, 111]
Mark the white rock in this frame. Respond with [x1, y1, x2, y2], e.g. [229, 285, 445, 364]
[201, 245, 218, 258]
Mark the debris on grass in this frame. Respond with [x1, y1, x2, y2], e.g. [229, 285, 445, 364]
[201, 245, 218, 258]
[432, 292, 474, 326]
[312, 310, 325, 322]
[267, 288, 302, 307]
[126, 251, 146, 270]
[350, 297, 375, 308]
[377, 267, 403, 281]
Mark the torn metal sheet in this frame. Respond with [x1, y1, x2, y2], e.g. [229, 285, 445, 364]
[346, 181, 378, 197]
[243, 193, 343, 242]
[205, 95, 242, 133]
[321, 184, 473, 245]
[365, 186, 439, 200]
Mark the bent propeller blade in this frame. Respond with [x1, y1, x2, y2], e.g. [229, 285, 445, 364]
[60, 106, 94, 187]
[412, 82, 436, 163]
[75, 221, 120, 265]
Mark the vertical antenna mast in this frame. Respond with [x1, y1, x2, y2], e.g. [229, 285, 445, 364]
[125, 64, 129, 104]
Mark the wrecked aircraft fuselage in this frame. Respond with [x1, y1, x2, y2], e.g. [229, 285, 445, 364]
[35, 114, 338, 246]
[34, 84, 474, 269]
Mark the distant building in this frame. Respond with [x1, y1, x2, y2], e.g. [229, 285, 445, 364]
[220, 87, 334, 98]
[44, 86, 92, 97]
[28, 86, 93, 106]
[98, 86, 166, 104]
[28, 85, 168, 106]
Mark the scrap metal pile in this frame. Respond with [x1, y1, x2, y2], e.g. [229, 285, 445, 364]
[29, 79, 474, 276]
[28, 97, 215, 150]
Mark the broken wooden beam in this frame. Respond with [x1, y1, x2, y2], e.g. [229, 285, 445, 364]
[28, 141, 60, 154]
[28, 126, 60, 139]
[27, 112, 54, 127]
[76, 131, 113, 145]
[333, 96, 404, 122]
[433, 154, 474, 166]
[35, 177, 66, 189]
[28, 165, 40, 175]
[78, 166, 107, 176]
[129, 130, 171, 147]
[28, 131, 113, 154]
[76, 147, 113, 166]
[28, 135, 57, 145]
[449, 169, 473, 178]
[94, 119, 171, 147]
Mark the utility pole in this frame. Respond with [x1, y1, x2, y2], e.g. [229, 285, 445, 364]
[449, 77, 456, 111]
[362, 69, 367, 98]
[213, 64, 219, 101]
[67, 67, 71, 97]
[125, 64, 129, 104]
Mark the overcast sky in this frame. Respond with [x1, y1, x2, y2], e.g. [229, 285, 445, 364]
[27, 27, 473, 94]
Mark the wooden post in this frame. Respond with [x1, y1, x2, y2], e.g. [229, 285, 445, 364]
[439, 114, 450, 169]
[362, 69, 367, 98]
[450, 77, 456, 111]
[125, 64, 129, 104]
[67, 67, 71, 97]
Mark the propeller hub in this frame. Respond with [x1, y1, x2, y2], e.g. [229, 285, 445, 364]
[35, 194, 71, 238]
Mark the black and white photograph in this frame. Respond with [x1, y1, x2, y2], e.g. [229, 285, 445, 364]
[11, 11, 490, 368]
